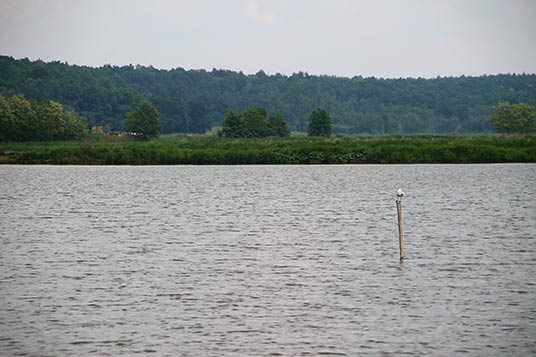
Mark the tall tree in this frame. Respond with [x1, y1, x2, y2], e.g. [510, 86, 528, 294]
[221, 111, 244, 138]
[491, 102, 536, 133]
[124, 101, 160, 138]
[268, 113, 290, 137]
[308, 109, 332, 137]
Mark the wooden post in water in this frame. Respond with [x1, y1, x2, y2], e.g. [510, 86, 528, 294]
[396, 189, 405, 261]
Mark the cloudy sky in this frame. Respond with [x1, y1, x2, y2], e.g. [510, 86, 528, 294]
[1, 0, 535, 78]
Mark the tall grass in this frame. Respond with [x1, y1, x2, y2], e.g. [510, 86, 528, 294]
[1, 135, 535, 165]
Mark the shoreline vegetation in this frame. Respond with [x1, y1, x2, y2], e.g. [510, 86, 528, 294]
[1, 135, 534, 165]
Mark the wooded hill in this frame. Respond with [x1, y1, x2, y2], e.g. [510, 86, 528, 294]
[1, 55, 535, 134]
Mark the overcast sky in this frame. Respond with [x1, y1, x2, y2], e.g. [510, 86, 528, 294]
[1, 0, 535, 78]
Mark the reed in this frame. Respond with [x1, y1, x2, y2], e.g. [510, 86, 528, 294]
[1, 134, 534, 165]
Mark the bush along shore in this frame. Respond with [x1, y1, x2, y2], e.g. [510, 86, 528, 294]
[0, 135, 535, 165]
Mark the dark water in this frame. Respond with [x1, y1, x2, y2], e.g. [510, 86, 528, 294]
[1, 164, 535, 356]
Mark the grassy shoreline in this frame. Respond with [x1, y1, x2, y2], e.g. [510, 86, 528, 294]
[0, 135, 535, 165]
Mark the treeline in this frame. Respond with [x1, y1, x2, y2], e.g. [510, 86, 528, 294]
[1, 55, 536, 134]
[0, 95, 87, 141]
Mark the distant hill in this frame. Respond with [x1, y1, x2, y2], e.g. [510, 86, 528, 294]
[1, 55, 535, 134]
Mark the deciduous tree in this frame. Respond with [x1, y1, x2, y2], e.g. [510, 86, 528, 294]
[491, 102, 536, 133]
[220, 108, 289, 138]
[124, 101, 160, 138]
[308, 109, 332, 137]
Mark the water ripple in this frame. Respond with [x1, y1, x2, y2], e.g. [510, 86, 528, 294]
[0, 164, 535, 356]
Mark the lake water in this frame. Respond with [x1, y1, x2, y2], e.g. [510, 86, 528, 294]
[0, 164, 535, 356]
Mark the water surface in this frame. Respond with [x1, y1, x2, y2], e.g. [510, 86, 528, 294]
[1, 164, 535, 356]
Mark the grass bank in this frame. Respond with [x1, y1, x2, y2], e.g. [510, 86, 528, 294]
[0, 135, 535, 165]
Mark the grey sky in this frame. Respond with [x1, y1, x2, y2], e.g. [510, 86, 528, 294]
[1, 0, 535, 78]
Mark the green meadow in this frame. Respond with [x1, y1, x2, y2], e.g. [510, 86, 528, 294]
[1, 135, 535, 165]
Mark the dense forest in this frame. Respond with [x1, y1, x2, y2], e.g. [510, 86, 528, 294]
[1, 55, 536, 134]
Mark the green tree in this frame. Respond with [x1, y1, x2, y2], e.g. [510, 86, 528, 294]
[7, 96, 35, 141]
[268, 113, 290, 137]
[491, 102, 536, 134]
[220, 108, 289, 138]
[124, 101, 160, 138]
[241, 107, 270, 137]
[0, 95, 17, 141]
[0, 95, 86, 141]
[221, 111, 244, 138]
[308, 109, 332, 136]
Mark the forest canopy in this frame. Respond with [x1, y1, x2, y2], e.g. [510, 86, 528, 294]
[1, 56, 536, 135]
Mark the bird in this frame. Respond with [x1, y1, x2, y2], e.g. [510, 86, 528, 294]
[396, 188, 405, 198]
